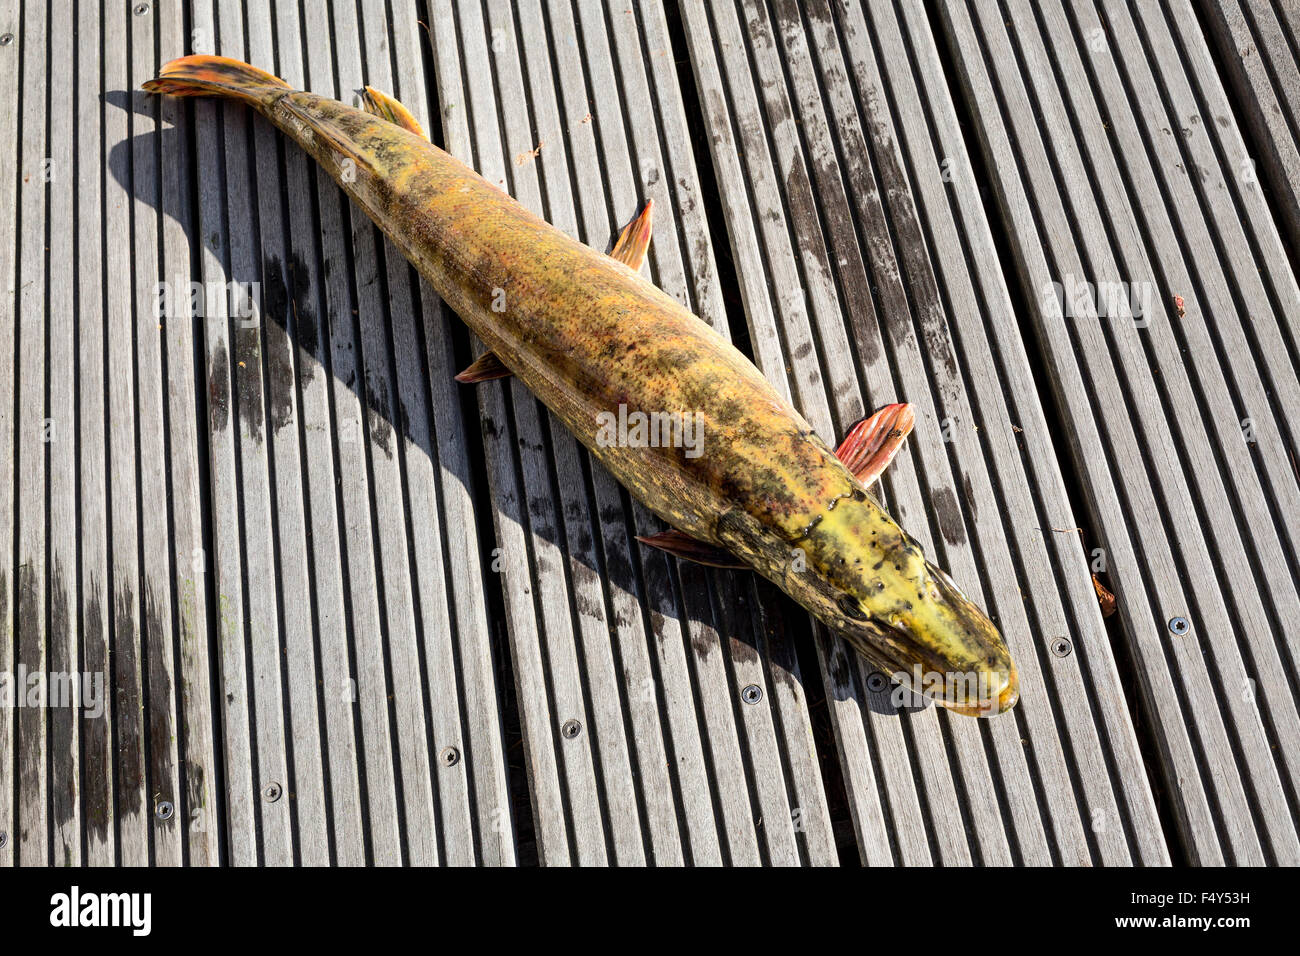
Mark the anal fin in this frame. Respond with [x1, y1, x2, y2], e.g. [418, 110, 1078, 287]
[610, 199, 654, 270]
[455, 352, 513, 384]
[361, 85, 428, 140]
[637, 529, 746, 569]
[835, 403, 915, 486]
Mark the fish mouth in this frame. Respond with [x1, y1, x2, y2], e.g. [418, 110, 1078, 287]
[853, 568, 1018, 718]
[932, 662, 1019, 717]
[864, 618, 1018, 718]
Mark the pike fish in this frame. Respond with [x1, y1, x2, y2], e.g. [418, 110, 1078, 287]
[145, 55, 1018, 716]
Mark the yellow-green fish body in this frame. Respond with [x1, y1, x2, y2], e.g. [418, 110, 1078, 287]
[145, 56, 1017, 716]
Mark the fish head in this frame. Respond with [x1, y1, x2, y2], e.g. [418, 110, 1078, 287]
[771, 486, 1018, 716]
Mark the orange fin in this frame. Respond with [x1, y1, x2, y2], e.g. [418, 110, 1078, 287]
[455, 352, 512, 384]
[610, 199, 654, 270]
[361, 86, 428, 140]
[835, 403, 915, 486]
[142, 55, 291, 107]
[636, 530, 745, 569]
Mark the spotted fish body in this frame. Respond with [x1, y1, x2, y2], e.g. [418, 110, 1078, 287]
[145, 56, 1018, 716]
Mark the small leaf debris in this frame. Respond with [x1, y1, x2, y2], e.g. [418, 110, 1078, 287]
[515, 141, 544, 166]
[1092, 574, 1117, 617]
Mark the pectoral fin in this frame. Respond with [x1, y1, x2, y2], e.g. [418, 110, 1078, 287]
[835, 403, 915, 486]
[361, 86, 428, 140]
[455, 351, 513, 383]
[636, 530, 746, 569]
[610, 199, 654, 270]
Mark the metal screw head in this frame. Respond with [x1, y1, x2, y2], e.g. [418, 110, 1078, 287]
[439, 746, 460, 767]
[561, 719, 581, 739]
[133, 2, 149, 15]
[0, 831, 7, 849]
[1168, 616, 1190, 636]
[741, 684, 763, 704]
[262, 782, 283, 803]
[0, 33, 13, 45]
[155, 800, 174, 821]
[866, 672, 889, 693]
[1051, 637, 1072, 658]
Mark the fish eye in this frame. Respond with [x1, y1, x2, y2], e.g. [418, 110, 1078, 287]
[837, 593, 869, 621]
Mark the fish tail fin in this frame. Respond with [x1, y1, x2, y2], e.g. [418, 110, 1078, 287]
[142, 55, 291, 109]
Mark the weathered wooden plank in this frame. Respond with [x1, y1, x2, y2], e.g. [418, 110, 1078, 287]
[1109, 0, 1300, 856]
[518, 0, 676, 867]
[14, 0, 48, 867]
[295, 0, 405, 865]
[684, 0, 972, 865]
[424, 0, 558, 865]
[155, 0, 220, 867]
[46, 0, 78, 867]
[274, 0, 528, 866]
[208, 0, 296, 866]
[236, 0, 332, 866]
[129, 0, 184, 869]
[0, 0, 19, 870]
[1135, 0, 1300, 490]
[1200, 0, 1300, 253]
[891, 0, 1166, 864]
[115, 0, 522, 868]
[186, 0, 258, 867]
[267, 0, 369, 866]
[855, 0, 1100, 866]
[685, 0, 985, 865]
[681, 0, 1167, 864]
[811, 631, 896, 864]
[431, 0, 648, 866]
[102, 0, 151, 866]
[1054, 0, 1300, 857]
[952, 0, 1230, 864]
[75, 0, 113, 867]
[940, 0, 1300, 863]
[545, 2, 670, 866]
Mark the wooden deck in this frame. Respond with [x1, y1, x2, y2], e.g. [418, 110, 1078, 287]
[0, 0, 1296, 866]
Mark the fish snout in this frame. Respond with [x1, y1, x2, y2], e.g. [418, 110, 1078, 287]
[863, 561, 1018, 717]
[931, 661, 1018, 717]
[910, 562, 1018, 716]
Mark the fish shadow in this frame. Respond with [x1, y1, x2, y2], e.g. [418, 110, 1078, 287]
[106, 88, 897, 723]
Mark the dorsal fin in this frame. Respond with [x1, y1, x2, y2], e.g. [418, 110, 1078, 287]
[360, 85, 428, 140]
